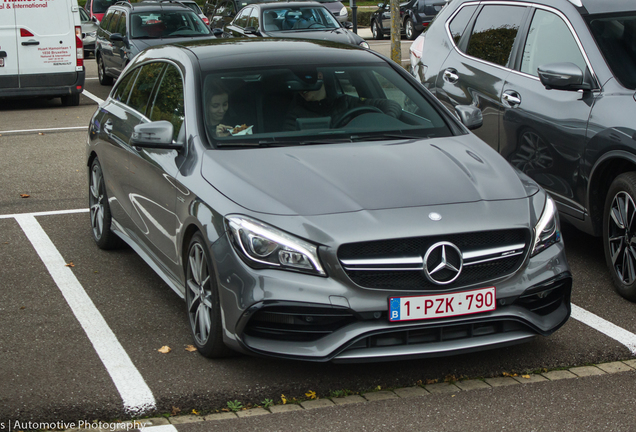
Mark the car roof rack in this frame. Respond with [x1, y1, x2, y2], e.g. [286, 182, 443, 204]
[113, 0, 132, 7]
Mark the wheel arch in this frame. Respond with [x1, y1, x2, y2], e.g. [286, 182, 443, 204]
[588, 151, 636, 235]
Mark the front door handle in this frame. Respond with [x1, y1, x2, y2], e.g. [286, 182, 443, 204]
[503, 91, 522, 107]
[443, 68, 459, 83]
[21, 40, 40, 46]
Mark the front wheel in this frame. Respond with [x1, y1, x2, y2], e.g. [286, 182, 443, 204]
[603, 172, 636, 301]
[185, 233, 233, 357]
[372, 20, 384, 40]
[89, 158, 122, 249]
[405, 18, 418, 40]
[97, 55, 113, 86]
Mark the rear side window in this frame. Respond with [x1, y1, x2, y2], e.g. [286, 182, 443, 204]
[448, 4, 478, 45]
[520, 9, 586, 77]
[465, 5, 526, 67]
[128, 63, 165, 116]
[148, 65, 185, 141]
[100, 10, 114, 30]
[112, 67, 140, 104]
[107, 11, 122, 33]
[116, 12, 127, 36]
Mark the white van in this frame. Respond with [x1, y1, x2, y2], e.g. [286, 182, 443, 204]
[0, 0, 85, 106]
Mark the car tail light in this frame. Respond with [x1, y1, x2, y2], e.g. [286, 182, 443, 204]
[20, 28, 34, 37]
[75, 25, 84, 67]
[411, 35, 424, 59]
[203, 17, 210, 26]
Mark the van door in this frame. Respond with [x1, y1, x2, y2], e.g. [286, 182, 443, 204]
[14, 0, 78, 88]
[0, 2, 19, 89]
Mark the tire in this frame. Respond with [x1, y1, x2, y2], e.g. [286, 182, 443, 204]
[97, 55, 113, 86]
[185, 233, 233, 357]
[372, 20, 384, 40]
[61, 93, 80, 107]
[405, 18, 419, 40]
[89, 158, 122, 250]
[603, 172, 636, 302]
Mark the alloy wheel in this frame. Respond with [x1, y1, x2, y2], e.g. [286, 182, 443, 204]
[186, 241, 213, 346]
[405, 19, 414, 39]
[89, 163, 105, 241]
[607, 191, 636, 286]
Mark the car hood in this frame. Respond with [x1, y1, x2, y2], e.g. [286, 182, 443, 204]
[201, 136, 532, 216]
[265, 29, 363, 45]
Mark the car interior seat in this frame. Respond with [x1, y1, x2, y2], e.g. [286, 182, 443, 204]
[263, 11, 281, 31]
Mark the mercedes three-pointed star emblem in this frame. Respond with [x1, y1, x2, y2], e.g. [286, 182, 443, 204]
[423, 241, 463, 285]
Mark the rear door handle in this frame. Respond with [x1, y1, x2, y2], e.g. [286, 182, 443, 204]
[21, 40, 40, 46]
[503, 91, 522, 107]
[443, 68, 459, 83]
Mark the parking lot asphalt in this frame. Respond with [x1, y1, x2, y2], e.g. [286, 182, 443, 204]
[1, 41, 635, 430]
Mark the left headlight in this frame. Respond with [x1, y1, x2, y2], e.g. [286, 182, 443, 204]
[359, 41, 370, 49]
[226, 215, 326, 276]
[340, 6, 347, 16]
[531, 196, 561, 256]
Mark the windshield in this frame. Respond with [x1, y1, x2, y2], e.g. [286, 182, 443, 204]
[587, 13, 636, 90]
[131, 11, 211, 38]
[262, 7, 340, 31]
[202, 64, 453, 147]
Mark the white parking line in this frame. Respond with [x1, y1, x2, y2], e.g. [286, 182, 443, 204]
[14, 213, 156, 415]
[0, 208, 88, 219]
[0, 126, 88, 135]
[571, 304, 636, 354]
[143, 426, 178, 432]
[82, 89, 104, 105]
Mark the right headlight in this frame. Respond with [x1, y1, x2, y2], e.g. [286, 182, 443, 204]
[226, 215, 326, 276]
[531, 196, 561, 256]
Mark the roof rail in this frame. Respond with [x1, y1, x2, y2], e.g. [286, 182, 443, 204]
[113, 0, 132, 7]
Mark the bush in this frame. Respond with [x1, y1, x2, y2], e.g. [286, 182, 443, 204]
[346, 8, 375, 27]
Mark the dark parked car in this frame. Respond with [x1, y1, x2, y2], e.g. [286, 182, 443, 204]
[95, 1, 214, 85]
[80, 7, 99, 58]
[203, 0, 280, 29]
[370, 0, 445, 40]
[86, 38, 571, 362]
[223, 2, 369, 48]
[410, 0, 636, 301]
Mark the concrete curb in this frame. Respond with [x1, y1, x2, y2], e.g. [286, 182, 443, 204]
[129, 360, 636, 428]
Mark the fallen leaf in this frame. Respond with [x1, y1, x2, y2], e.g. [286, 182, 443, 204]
[20, 194, 30, 198]
[39, 132, 44, 135]
[305, 390, 317, 400]
[221, 408, 229, 412]
[192, 409, 199, 415]
[20, 306, 26, 310]
[522, 375, 531, 379]
[281, 394, 287, 405]
[425, 379, 438, 385]
[185, 345, 197, 352]
[171, 406, 180, 416]
[65, 262, 75, 267]
[158, 346, 171, 354]
[451, 395, 456, 398]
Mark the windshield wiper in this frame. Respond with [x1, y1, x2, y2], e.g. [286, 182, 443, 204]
[350, 133, 427, 142]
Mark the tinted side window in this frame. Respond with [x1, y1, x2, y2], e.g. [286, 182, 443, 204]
[465, 5, 526, 67]
[520, 9, 586, 76]
[112, 67, 140, 104]
[107, 11, 122, 33]
[449, 4, 478, 45]
[116, 12, 127, 37]
[248, 7, 259, 29]
[128, 63, 165, 116]
[236, 8, 251, 27]
[149, 65, 185, 141]
[100, 10, 114, 30]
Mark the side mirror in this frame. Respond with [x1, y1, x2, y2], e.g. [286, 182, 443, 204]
[378, 3, 385, 8]
[131, 121, 182, 149]
[343, 21, 353, 29]
[243, 26, 257, 35]
[212, 28, 224, 37]
[91, 16, 100, 24]
[455, 105, 483, 130]
[537, 62, 592, 91]
[109, 33, 124, 42]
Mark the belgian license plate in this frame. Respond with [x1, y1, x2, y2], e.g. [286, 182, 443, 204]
[389, 287, 496, 322]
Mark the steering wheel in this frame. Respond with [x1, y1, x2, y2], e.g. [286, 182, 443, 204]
[333, 106, 383, 128]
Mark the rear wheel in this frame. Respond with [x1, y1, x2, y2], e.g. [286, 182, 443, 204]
[603, 172, 636, 302]
[185, 232, 233, 357]
[97, 55, 113, 86]
[372, 20, 384, 40]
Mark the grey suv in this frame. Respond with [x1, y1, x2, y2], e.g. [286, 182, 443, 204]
[95, 0, 214, 85]
[410, 0, 636, 301]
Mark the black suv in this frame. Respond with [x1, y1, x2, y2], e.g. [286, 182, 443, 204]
[411, 0, 636, 301]
[95, 0, 213, 85]
[370, 0, 444, 40]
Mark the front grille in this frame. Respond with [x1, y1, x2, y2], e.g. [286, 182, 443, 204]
[342, 320, 527, 352]
[338, 229, 530, 290]
[244, 306, 356, 342]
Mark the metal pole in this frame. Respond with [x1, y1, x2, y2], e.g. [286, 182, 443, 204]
[350, 0, 358, 34]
